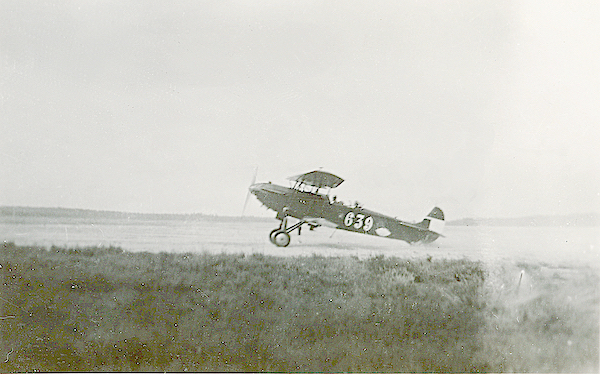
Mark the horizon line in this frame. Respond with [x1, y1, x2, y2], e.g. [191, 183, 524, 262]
[1, 205, 599, 222]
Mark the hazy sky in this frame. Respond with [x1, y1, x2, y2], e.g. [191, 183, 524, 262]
[2, 0, 599, 220]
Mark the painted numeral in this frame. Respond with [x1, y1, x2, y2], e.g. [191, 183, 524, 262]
[344, 212, 373, 231]
[364, 216, 374, 231]
[344, 212, 355, 226]
[354, 214, 365, 229]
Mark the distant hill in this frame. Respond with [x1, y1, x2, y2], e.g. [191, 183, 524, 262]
[0, 206, 270, 222]
[448, 212, 600, 227]
[2, 206, 598, 227]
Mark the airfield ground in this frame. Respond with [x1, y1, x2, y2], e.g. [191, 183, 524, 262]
[1, 213, 598, 372]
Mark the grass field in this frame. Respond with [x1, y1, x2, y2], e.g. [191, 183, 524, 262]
[1, 242, 598, 372]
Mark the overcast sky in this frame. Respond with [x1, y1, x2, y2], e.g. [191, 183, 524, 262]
[1, 0, 598, 220]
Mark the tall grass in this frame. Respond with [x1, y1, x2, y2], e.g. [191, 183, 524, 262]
[1, 242, 597, 372]
[475, 260, 599, 372]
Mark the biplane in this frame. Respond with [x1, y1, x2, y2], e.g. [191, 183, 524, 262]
[247, 170, 444, 247]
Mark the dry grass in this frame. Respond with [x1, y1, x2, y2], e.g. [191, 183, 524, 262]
[1, 242, 597, 372]
[476, 261, 599, 372]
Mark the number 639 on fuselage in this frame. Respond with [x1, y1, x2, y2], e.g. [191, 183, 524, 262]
[248, 170, 445, 247]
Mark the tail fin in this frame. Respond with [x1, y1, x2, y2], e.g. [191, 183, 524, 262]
[421, 207, 445, 234]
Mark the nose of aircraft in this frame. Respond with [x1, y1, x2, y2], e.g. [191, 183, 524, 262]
[249, 182, 281, 196]
[249, 183, 261, 194]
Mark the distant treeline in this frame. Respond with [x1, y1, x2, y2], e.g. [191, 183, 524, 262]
[448, 212, 600, 227]
[0, 206, 271, 222]
[2, 206, 598, 227]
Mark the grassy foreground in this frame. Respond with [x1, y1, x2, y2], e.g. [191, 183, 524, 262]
[1, 242, 597, 372]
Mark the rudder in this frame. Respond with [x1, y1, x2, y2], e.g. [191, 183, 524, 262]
[422, 207, 445, 234]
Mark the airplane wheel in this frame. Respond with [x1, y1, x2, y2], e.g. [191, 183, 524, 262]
[269, 229, 279, 244]
[272, 230, 291, 247]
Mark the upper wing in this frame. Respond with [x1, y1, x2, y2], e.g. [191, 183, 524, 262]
[287, 170, 344, 189]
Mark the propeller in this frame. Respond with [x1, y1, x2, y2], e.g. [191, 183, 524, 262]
[241, 166, 258, 217]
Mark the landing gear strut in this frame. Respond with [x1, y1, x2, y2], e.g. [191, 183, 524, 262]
[269, 213, 305, 247]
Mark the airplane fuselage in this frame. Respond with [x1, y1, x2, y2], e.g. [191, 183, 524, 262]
[250, 182, 441, 244]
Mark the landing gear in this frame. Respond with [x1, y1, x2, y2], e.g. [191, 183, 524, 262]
[269, 228, 279, 244]
[268, 212, 306, 247]
[272, 230, 291, 247]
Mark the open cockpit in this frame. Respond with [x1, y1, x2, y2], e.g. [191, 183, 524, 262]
[287, 170, 345, 203]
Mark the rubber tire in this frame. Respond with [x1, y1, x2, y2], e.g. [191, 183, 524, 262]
[272, 230, 291, 247]
[269, 229, 279, 244]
